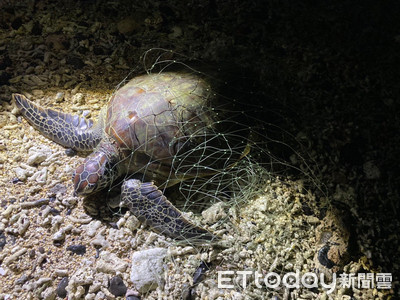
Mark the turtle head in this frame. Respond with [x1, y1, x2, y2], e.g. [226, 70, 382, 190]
[73, 151, 119, 196]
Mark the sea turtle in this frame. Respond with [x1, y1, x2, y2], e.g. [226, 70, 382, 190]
[13, 71, 246, 242]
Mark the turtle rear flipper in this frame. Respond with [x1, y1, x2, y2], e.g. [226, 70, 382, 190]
[121, 179, 218, 243]
[13, 94, 103, 152]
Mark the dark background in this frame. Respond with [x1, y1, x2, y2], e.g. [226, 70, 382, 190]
[1, 0, 399, 296]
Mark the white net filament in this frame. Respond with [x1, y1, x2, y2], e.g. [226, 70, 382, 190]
[98, 49, 324, 243]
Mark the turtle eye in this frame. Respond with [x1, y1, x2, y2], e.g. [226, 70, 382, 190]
[86, 182, 96, 190]
[102, 159, 118, 178]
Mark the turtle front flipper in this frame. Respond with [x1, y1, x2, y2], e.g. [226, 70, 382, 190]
[13, 93, 103, 152]
[121, 179, 218, 243]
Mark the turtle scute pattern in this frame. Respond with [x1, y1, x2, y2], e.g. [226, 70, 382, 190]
[121, 179, 216, 242]
[104, 72, 222, 182]
[13, 93, 103, 151]
[13, 71, 246, 243]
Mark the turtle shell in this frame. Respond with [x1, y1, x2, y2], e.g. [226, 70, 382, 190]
[104, 72, 223, 187]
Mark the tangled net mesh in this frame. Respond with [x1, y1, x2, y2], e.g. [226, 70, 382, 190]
[97, 48, 324, 244]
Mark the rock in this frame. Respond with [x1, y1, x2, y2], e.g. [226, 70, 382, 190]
[193, 261, 210, 284]
[94, 292, 106, 300]
[0, 231, 6, 250]
[66, 56, 85, 69]
[130, 248, 167, 293]
[28, 249, 35, 258]
[65, 148, 77, 156]
[61, 196, 78, 207]
[27, 152, 47, 166]
[17, 213, 30, 235]
[66, 244, 86, 255]
[75, 285, 86, 299]
[363, 160, 380, 179]
[13, 153, 22, 162]
[57, 277, 68, 298]
[116, 216, 126, 228]
[55, 92, 64, 102]
[45, 34, 68, 51]
[107, 228, 125, 242]
[126, 289, 141, 299]
[52, 228, 65, 242]
[27, 145, 52, 166]
[49, 183, 67, 196]
[96, 251, 128, 274]
[20, 198, 49, 209]
[91, 232, 109, 248]
[90, 273, 108, 294]
[14, 166, 31, 181]
[3, 247, 27, 266]
[181, 283, 192, 300]
[15, 274, 29, 285]
[41, 286, 56, 300]
[85, 293, 96, 300]
[201, 202, 227, 224]
[109, 276, 127, 296]
[49, 208, 61, 216]
[28, 168, 47, 185]
[168, 26, 182, 39]
[35, 277, 52, 288]
[125, 215, 141, 232]
[55, 269, 68, 277]
[88, 281, 101, 294]
[117, 18, 138, 35]
[51, 215, 64, 230]
[83, 220, 102, 237]
[32, 89, 44, 98]
[72, 92, 84, 105]
[65, 267, 94, 298]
